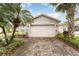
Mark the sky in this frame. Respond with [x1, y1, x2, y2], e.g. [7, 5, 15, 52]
[22, 3, 79, 23]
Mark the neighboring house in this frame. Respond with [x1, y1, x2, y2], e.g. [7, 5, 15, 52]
[58, 20, 79, 36]
[28, 14, 60, 37]
[16, 25, 28, 34]
[58, 23, 68, 33]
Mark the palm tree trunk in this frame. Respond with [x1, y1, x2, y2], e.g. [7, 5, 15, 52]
[67, 4, 75, 37]
[68, 18, 74, 37]
[10, 27, 16, 42]
[1, 27, 9, 44]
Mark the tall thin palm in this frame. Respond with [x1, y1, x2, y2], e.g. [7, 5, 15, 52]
[50, 3, 77, 37]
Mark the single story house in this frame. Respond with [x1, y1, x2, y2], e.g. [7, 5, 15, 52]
[58, 20, 79, 36]
[27, 14, 60, 37]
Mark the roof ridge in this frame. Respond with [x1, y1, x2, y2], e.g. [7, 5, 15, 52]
[34, 13, 61, 22]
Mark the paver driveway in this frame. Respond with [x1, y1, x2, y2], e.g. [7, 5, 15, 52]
[11, 38, 79, 56]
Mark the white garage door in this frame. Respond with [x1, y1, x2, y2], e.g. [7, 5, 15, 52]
[30, 25, 57, 37]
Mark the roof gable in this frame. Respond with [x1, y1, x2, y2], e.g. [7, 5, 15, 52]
[33, 14, 60, 22]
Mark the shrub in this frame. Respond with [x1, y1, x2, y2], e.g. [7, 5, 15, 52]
[56, 32, 79, 48]
[0, 47, 7, 55]
[55, 33, 64, 39]
[6, 40, 24, 51]
[0, 39, 24, 55]
[0, 39, 2, 46]
[70, 37, 79, 48]
[63, 31, 69, 37]
[0, 39, 5, 47]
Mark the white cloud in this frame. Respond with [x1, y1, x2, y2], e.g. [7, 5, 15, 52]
[49, 13, 67, 22]
[28, 8, 32, 12]
[40, 3, 49, 7]
[36, 12, 44, 15]
[27, 3, 32, 7]
[49, 13, 60, 19]
[40, 3, 55, 10]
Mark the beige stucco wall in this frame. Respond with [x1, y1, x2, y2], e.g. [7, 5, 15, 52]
[32, 16, 59, 25]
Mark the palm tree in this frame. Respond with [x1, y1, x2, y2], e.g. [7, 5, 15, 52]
[0, 3, 33, 42]
[50, 3, 77, 37]
[0, 16, 10, 44]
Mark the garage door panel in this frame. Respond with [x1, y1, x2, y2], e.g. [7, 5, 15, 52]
[30, 26, 56, 37]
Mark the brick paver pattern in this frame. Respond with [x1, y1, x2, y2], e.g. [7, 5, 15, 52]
[11, 38, 79, 56]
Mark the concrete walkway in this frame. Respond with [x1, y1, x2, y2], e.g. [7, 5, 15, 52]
[11, 38, 79, 56]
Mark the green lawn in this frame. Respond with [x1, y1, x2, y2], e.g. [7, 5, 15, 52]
[63, 36, 79, 48]
[0, 31, 26, 39]
[71, 36, 79, 47]
[56, 33, 79, 48]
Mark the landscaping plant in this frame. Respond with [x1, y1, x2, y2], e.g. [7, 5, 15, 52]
[56, 32, 79, 48]
[0, 39, 24, 55]
[0, 3, 33, 45]
[50, 3, 78, 38]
